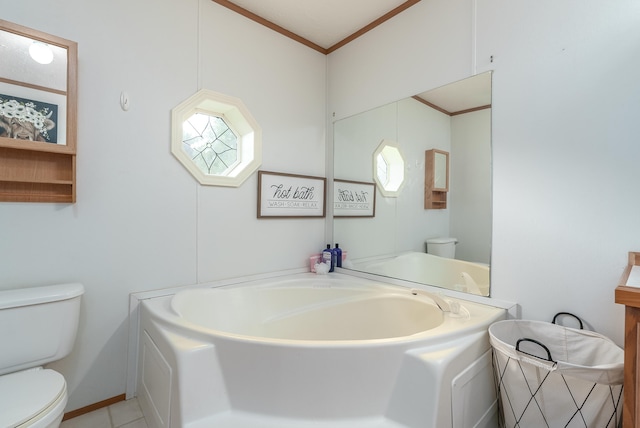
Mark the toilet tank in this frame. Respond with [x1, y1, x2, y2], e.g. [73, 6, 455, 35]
[426, 237, 458, 259]
[0, 283, 84, 376]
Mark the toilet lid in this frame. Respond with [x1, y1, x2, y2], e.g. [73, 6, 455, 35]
[0, 368, 66, 427]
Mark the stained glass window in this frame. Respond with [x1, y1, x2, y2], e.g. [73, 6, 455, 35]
[182, 113, 239, 176]
[171, 89, 262, 187]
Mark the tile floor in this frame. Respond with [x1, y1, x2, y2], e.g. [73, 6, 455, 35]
[60, 398, 148, 428]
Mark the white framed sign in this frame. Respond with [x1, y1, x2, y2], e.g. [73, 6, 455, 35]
[258, 171, 326, 218]
[333, 179, 376, 217]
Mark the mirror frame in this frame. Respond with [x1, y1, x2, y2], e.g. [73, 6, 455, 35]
[0, 19, 77, 154]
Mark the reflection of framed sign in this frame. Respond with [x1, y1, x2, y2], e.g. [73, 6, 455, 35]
[334, 179, 376, 217]
[258, 171, 326, 218]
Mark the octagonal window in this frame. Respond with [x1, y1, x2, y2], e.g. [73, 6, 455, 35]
[182, 113, 239, 175]
[171, 89, 261, 187]
[373, 139, 405, 197]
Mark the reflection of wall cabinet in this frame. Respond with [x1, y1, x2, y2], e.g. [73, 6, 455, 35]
[424, 149, 449, 209]
[0, 20, 77, 202]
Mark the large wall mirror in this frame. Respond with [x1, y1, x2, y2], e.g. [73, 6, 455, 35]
[0, 19, 78, 202]
[333, 72, 492, 296]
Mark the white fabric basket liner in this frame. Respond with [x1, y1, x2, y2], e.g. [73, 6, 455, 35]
[489, 319, 623, 385]
[490, 319, 624, 428]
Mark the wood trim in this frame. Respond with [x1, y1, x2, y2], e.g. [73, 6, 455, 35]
[211, 0, 328, 54]
[327, 0, 422, 53]
[615, 252, 640, 307]
[412, 95, 450, 115]
[62, 394, 126, 421]
[451, 104, 492, 116]
[210, 0, 422, 55]
[0, 77, 67, 96]
[412, 95, 491, 117]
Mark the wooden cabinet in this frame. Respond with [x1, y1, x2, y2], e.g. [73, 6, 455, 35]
[0, 20, 77, 203]
[614, 251, 640, 428]
[424, 149, 449, 209]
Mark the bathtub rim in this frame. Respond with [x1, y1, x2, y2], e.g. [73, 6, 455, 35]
[145, 290, 486, 348]
[126, 268, 518, 399]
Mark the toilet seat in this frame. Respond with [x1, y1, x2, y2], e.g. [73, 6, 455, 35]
[0, 368, 67, 427]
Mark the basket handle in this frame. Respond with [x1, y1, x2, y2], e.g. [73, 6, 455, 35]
[516, 338, 554, 362]
[552, 312, 584, 329]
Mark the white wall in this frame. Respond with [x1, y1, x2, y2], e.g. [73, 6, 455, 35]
[0, 0, 326, 411]
[450, 109, 492, 264]
[329, 0, 640, 345]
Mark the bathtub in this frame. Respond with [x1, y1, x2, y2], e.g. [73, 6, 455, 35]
[135, 273, 505, 428]
[351, 252, 490, 296]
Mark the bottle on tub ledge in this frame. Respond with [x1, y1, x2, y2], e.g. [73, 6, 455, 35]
[334, 244, 342, 268]
[323, 244, 335, 272]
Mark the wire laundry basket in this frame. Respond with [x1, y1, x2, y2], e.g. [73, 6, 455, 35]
[489, 313, 624, 428]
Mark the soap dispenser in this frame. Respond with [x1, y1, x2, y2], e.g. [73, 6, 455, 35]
[334, 244, 342, 268]
[323, 244, 334, 272]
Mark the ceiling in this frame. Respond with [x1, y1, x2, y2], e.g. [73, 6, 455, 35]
[212, 0, 490, 112]
[211, 0, 420, 53]
[414, 72, 492, 115]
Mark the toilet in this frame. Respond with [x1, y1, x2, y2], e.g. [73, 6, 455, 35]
[0, 283, 84, 428]
[426, 237, 458, 258]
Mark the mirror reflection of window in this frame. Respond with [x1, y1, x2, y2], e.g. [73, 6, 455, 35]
[376, 153, 388, 186]
[373, 140, 404, 196]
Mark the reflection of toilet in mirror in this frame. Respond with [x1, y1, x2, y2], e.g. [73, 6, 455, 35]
[0, 283, 84, 427]
[426, 237, 457, 259]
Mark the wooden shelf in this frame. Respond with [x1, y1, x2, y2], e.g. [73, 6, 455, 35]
[0, 19, 77, 203]
[0, 146, 76, 202]
[614, 251, 640, 428]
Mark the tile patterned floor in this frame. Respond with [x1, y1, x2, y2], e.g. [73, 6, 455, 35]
[60, 398, 147, 428]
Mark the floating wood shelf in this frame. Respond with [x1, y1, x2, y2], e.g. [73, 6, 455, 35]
[614, 251, 640, 428]
[0, 145, 76, 202]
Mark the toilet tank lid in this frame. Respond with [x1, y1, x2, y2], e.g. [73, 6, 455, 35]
[426, 237, 458, 244]
[0, 283, 84, 310]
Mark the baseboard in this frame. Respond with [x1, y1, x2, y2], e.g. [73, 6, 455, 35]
[62, 394, 126, 421]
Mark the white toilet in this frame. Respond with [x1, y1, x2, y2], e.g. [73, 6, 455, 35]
[0, 283, 84, 428]
[426, 237, 458, 258]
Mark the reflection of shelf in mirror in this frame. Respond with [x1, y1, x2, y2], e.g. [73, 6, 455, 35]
[426, 192, 447, 209]
[424, 149, 449, 210]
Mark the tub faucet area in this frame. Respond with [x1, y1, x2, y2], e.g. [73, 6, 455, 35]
[410, 288, 458, 313]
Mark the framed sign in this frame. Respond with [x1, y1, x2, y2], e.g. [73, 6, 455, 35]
[334, 179, 376, 217]
[258, 171, 326, 218]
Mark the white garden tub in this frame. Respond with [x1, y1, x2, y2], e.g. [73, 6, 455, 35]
[136, 273, 504, 428]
